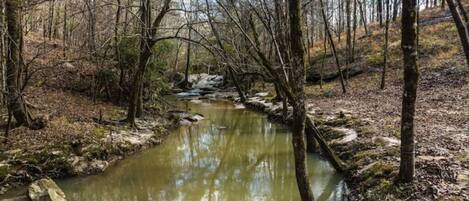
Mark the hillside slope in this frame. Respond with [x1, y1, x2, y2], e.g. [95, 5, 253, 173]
[304, 6, 468, 200]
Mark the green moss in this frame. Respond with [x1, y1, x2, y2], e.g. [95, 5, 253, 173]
[366, 53, 384, 66]
[0, 164, 10, 179]
[355, 150, 381, 161]
[83, 144, 109, 160]
[362, 161, 395, 188]
[454, 150, 469, 162]
[356, 126, 376, 138]
[94, 126, 110, 138]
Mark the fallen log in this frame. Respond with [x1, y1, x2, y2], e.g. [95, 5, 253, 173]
[306, 117, 347, 172]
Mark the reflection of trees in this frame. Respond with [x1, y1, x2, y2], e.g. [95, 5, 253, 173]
[60, 101, 346, 201]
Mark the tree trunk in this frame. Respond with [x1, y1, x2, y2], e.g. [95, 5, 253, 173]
[455, 0, 468, 23]
[393, 0, 400, 21]
[115, 0, 123, 104]
[447, 0, 469, 67]
[0, 0, 5, 104]
[205, 0, 246, 102]
[352, 0, 358, 59]
[399, 0, 419, 183]
[63, 2, 68, 54]
[319, 0, 347, 94]
[183, 27, 192, 89]
[126, 0, 170, 125]
[5, 0, 33, 127]
[48, 0, 55, 40]
[378, 0, 384, 26]
[288, 0, 315, 199]
[346, 0, 352, 83]
[381, 0, 390, 89]
[357, 0, 370, 35]
[127, 0, 151, 125]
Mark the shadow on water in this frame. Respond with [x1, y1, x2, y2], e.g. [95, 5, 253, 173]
[57, 99, 347, 201]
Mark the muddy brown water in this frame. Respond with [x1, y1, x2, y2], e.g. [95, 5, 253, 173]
[56, 99, 346, 201]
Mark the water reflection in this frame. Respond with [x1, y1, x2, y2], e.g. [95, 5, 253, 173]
[59, 100, 346, 201]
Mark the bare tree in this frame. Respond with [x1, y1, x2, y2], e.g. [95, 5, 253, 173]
[127, 0, 172, 125]
[5, 0, 36, 128]
[399, 0, 419, 183]
[446, 0, 469, 67]
[381, 0, 391, 89]
[319, 0, 347, 93]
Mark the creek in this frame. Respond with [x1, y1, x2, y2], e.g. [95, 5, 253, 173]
[58, 99, 346, 201]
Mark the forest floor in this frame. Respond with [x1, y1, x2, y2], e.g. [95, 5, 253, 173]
[304, 6, 468, 200]
[0, 34, 177, 196]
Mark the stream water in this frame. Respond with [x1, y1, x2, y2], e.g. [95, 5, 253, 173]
[57, 99, 346, 201]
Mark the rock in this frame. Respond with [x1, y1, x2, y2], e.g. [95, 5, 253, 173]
[171, 88, 183, 93]
[190, 74, 224, 89]
[372, 136, 400, 147]
[176, 91, 200, 97]
[69, 156, 109, 175]
[89, 160, 108, 172]
[234, 104, 246, 109]
[330, 128, 358, 144]
[5, 149, 23, 156]
[186, 114, 204, 122]
[169, 111, 204, 123]
[28, 179, 67, 201]
[62, 62, 75, 72]
[254, 92, 269, 97]
[190, 99, 203, 104]
[179, 119, 192, 126]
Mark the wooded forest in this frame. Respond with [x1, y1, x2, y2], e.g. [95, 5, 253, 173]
[0, 0, 467, 200]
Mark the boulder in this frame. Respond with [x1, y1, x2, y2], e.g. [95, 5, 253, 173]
[190, 74, 224, 89]
[28, 179, 67, 201]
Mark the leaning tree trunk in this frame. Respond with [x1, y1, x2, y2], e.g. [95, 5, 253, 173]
[399, 0, 419, 183]
[288, 0, 315, 200]
[319, 0, 347, 94]
[5, 0, 33, 127]
[455, 0, 468, 23]
[446, 0, 469, 67]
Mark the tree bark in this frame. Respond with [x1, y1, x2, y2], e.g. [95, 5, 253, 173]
[182, 23, 192, 89]
[399, 0, 419, 183]
[447, 0, 469, 67]
[5, 0, 33, 127]
[288, 0, 315, 199]
[127, 0, 171, 125]
[357, 0, 370, 35]
[378, 0, 383, 26]
[346, 0, 353, 82]
[382, 0, 390, 89]
[319, 0, 347, 94]
[455, 0, 468, 23]
[393, 0, 400, 21]
[0, 0, 5, 104]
